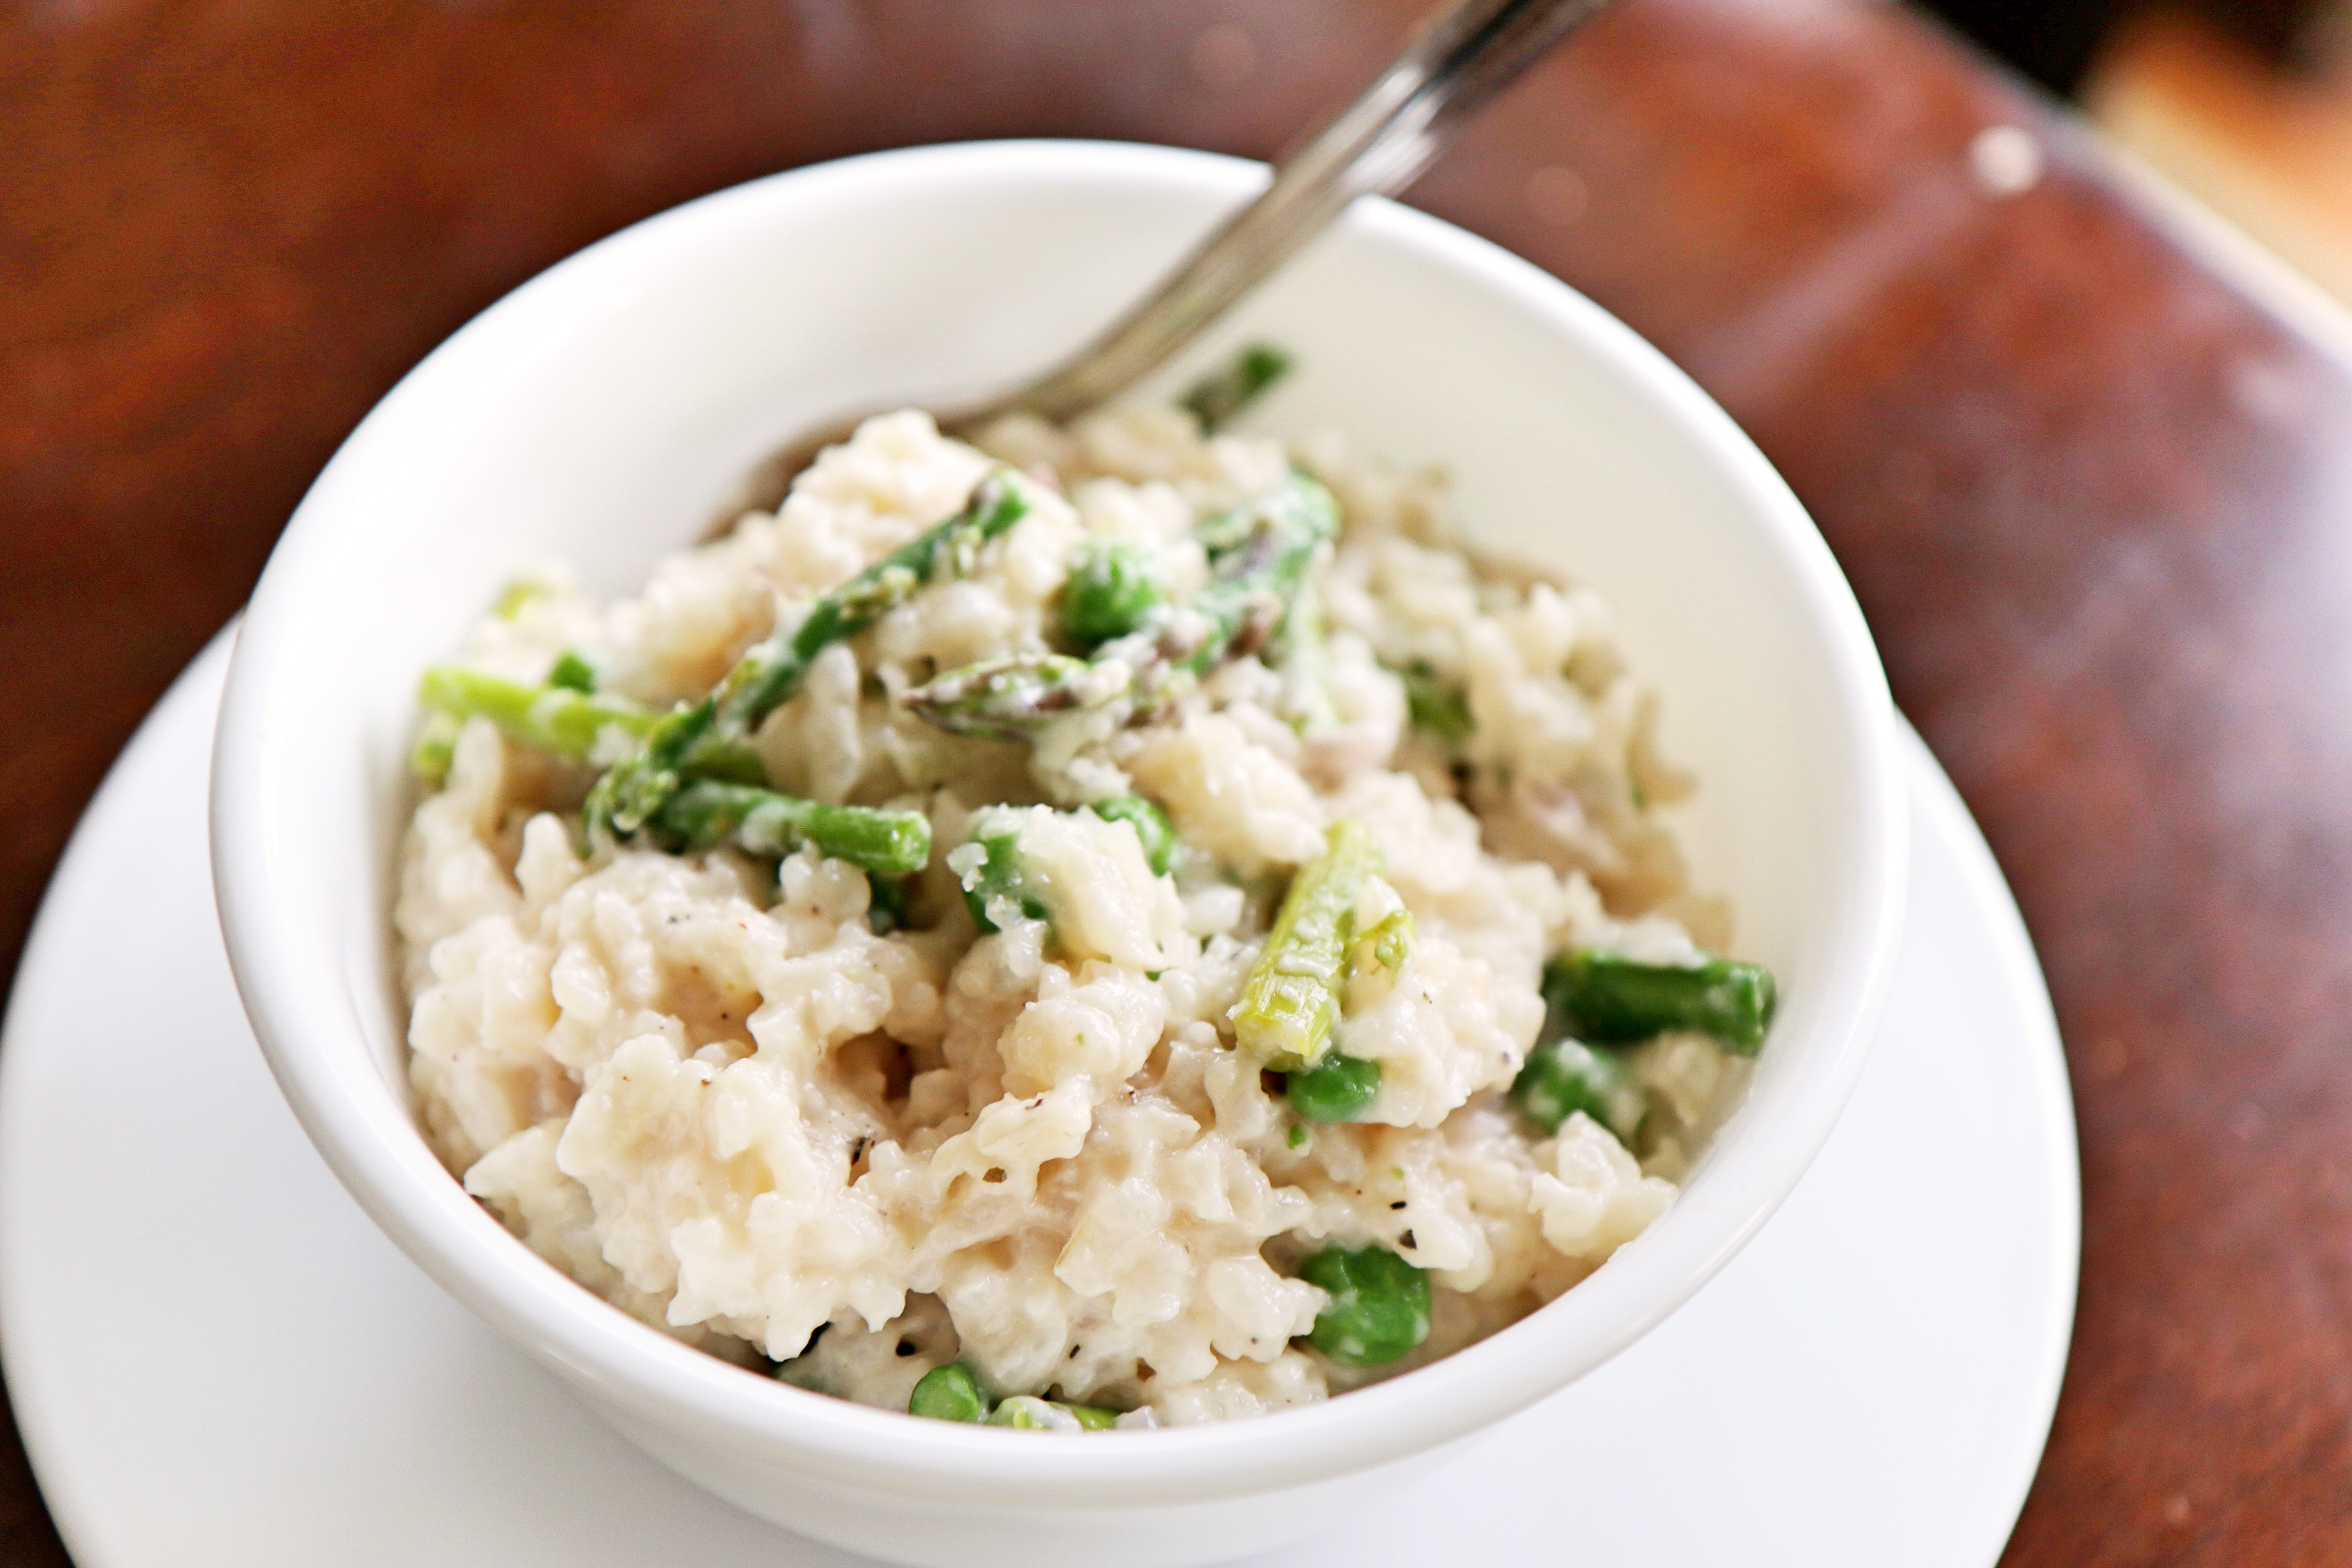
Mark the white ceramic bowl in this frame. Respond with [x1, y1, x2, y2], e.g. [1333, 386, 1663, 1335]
[211, 139, 1905, 1568]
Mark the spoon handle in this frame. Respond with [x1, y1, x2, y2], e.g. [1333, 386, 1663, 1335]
[717, 0, 1610, 522]
[1008, 0, 1613, 424]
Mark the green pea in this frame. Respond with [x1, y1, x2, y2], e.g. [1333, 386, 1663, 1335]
[1287, 1053, 1381, 1122]
[1061, 541, 1167, 649]
[1511, 1035, 1644, 1141]
[909, 1363, 988, 1423]
[1089, 795, 1178, 876]
[1064, 1402, 1121, 1431]
[1299, 1244, 1431, 1367]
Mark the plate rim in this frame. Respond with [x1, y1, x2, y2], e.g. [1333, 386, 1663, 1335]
[0, 633, 2077, 1567]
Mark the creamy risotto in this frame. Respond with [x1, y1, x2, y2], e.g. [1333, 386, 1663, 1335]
[396, 371, 1772, 1429]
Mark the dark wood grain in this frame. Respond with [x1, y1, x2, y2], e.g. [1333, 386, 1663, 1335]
[6, 1, 2349, 1563]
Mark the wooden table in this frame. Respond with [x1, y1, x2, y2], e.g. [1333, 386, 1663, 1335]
[7, 1, 2348, 1562]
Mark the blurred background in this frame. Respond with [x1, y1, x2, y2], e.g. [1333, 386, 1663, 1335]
[1942, 0, 2352, 301]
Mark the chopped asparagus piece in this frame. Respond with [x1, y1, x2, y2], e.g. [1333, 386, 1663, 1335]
[586, 469, 1030, 841]
[714, 468, 1031, 730]
[956, 814, 1052, 934]
[1511, 1036, 1644, 1141]
[581, 691, 717, 841]
[547, 649, 600, 692]
[890, 651, 1111, 743]
[1178, 342, 1293, 433]
[492, 579, 549, 619]
[1286, 1051, 1381, 1123]
[1061, 541, 1167, 650]
[1543, 949, 1778, 1055]
[867, 874, 910, 935]
[1363, 907, 1413, 971]
[410, 710, 461, 784]
[650, 780, 931, 875]
[417, 667, 659, 758]
[908, 1363, 987, 1423]
[1233, 820, 1380, 1073]
[1088, 796, 1177, 876]
[1398, 661, 1474, 744]
[1299, 1244, 1430, 1367]
[417, 666, 769, 791]
[909, 1363, 1119, 1431]
[905, 472, 1337, 739]
[1270, 583, 1339, 733]
[989, 1396, 1083, 1431]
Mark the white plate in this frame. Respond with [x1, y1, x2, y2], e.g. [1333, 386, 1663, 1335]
[0, 632, 2076, 1568]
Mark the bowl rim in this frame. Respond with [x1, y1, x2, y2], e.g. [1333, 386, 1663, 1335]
[210, 136, 1906, 1510]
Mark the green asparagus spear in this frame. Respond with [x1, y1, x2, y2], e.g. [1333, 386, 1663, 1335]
[1061, 541, 1167, 650]
[417, 667, 766, 785]
[585, 469, 1030, 841]
[546, 648, 601, 692]
[1233, 820, 1380, 1073]
[492, 578, 551, 619]
[711, 468, 1031, 731]
[648, 780, 930, 875]
[1511, 1035, 1645, 1141]
[907, 1366, 1122, 1429]
[1299, 1244, 1430, 1367]
[987, 1396, 1116, 1430]
[1397, 660, 1474, 744]
[955, 801, 1172, 935]
[866, 873, 910, 935]
[417, 667, 659, 759]
[1178, 342, 1293, 433]
[1286, 1051, 1381, 1122]
[1363, 907, 1413, 971]
[956, 812, 1053, 934]
[908, 1363, 988, 1423]
[1271, 584, 1339, 734]
[411, 711, 461, 783]
[1088, 796, 1177, 876]
[1543, 949, 1778, 1054]
[891, 651, 1112, 743]
[904, 471, 1338, 739]
[582, 694, 703, 841]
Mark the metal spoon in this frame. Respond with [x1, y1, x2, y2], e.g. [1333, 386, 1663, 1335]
[729, 0, 1612, 514]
